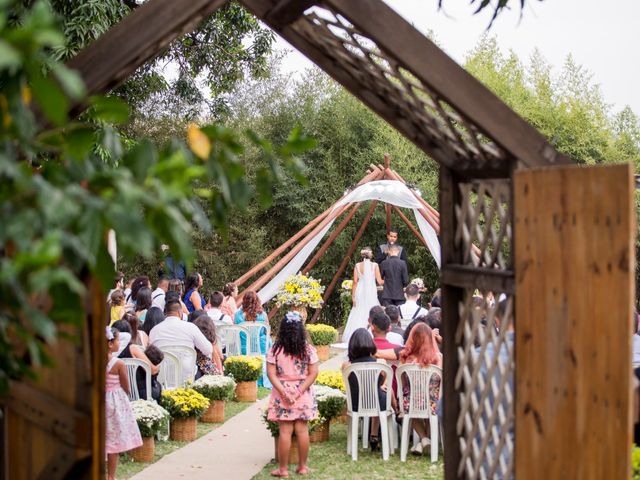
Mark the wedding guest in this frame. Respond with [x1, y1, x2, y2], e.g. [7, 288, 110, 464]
[167, 281, 189, 319]
[151, 276, 169, 310]
[379, 246, 408, 307]
[385, 305, 405, 342]
[105, 327, 142, 480]
[183, 272, 205, 313]
[234, 290, 268, 354]
[124, 312, 148, 348]
[141, 307, 165, 337]
[399, 284, 428, 328]
[107, 271, 124, 303]
[109, 290, 126, 326]
[188, 309, 207, 323]
[221, 282, 239, 318]
[143, 344, 164, 401]
[206, 291, 232, 325]
[193, 316, 224, 376]
[114, 319, 159, 398]
[127, 276, 151, 307]
[135, 287, 152, 323]
[266, 312, 319, 477]
[430, 288, 442, 309]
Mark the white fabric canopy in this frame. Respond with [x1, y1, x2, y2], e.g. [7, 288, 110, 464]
[257, 180, 441, 304]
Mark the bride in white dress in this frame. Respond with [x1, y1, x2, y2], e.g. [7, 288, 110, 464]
[342, 247, 384, 344]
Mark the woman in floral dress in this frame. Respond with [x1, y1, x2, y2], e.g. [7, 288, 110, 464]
[266, 312, 319, 477]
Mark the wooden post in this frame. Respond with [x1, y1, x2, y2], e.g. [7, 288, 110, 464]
[514, 163, 634, 479]
[385, 204, 392, 234]
[310, 201, 379, 323]
[392, 206, 427, 247]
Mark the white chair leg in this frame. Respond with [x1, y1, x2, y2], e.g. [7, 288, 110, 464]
[430, 415, 439, 463]
[400, 417, 411, 462]
[362, 417, 369, 449]
[389, 415, 397, 454]
[351, 416, 359, 461]
[379, 414, 389, 461]
[346, 416, 352, 455]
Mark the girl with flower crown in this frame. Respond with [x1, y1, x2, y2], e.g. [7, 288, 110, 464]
[267, 311, 319, 477]
[105, 327, 142, 480]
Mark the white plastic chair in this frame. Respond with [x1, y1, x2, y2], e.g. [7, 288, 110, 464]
[159, 345, 197, 384]
[243, 323, 270, 357]
[157, 351, 182, 390]
[396, 364, 442, 462]
[121, 358, 152, 401]
[343, 363, 395, 461]
[217, 325, 245, 357]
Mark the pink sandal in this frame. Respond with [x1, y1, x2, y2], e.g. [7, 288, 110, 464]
[296, 466, 310, 475]
[271, 469, 289, 478]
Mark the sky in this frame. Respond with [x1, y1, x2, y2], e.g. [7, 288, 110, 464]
[274, 0, 640, 116]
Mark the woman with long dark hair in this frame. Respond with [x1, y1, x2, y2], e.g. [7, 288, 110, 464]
[266, 311, 319, 477]
[183, 272, 205, 313]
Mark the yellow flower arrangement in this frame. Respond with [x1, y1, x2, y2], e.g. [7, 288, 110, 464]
[224, 355, 263, 382]
[306, 324, 337, 346]
[315, 370, 345, 392]
[275, 273, 325, 309]
[160, 388, 210, 419]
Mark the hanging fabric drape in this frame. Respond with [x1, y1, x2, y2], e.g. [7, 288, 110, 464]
[257, 180, 441, 304]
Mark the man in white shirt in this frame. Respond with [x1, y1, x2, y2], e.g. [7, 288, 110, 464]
[399, 284, 428, 328]
[150, 298, 213, 380]
[206, 291, 232, 325]
[151, 276, 169, 311]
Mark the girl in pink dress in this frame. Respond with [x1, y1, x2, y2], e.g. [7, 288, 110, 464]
[267, 312, 319, 477]
[106, 327, 142, 480]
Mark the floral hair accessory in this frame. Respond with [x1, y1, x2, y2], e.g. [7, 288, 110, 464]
[106, 326, 114, 341]
[284, 311, 302, 323]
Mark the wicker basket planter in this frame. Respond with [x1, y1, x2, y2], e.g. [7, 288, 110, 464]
[333, 405, 348, 424]
[129, 436, 155, 462]
[169, 417, 197, 442]
[274, 436, 299, 465]
[201, 400, 225, 423]
[235, 381, 258, 402]
[316, 345, 330, 362]
[309, 421, 330, 443]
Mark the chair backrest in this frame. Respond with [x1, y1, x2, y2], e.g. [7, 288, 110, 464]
[396, 364, 442, 418]
[217, 325, 245, 357]
[157, 351, 182, 390]
[159, 345, 197, 384]
[243, 323, 270, 356]
[121, 358, 152, 401]
[343, 362, 393, 416]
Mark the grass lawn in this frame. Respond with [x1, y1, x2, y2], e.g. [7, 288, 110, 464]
[118, 387, 270, 479]
[252, 422, 444, 480]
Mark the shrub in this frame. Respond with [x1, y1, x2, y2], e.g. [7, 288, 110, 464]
[315, 370, 345, 392]
[159, 388, 210, 419]
[192, 375, 236, 401]
[224, 355, 262, 382]
[306, 324, 337, 346]
[314, 385, 346, 420]
[633, 445, 640, 480]
[130, 400, 170, 437]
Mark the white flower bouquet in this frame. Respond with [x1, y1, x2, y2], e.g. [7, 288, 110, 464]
[130, 399, 170, 438]
[410, 277, 425, 290]
[275, 273, 325, 309]
[314, 385, 346, 420]
[192, 374, 236, 401]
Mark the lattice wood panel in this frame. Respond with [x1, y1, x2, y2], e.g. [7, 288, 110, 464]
[456, 289, 514, 480]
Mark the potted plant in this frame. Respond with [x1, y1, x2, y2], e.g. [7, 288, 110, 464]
[224, 355, 262, 402]
[340, 279, 353, 326]
[129, 400, 170, 462]
[159, 388, 209, 441]
[192, 374, 236, 423]
[316, 370, 347, 423]
[306, 324, 337, 361]
[274, 273, 325, 322]
[262, 409, 300, 464]
[313, 385, 347, 440]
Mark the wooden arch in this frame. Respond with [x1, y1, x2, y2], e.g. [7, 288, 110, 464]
[3, 1, 634, 479]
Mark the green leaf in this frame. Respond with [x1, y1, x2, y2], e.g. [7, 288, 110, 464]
[90, 95, 129, 124]
[51, 64, 86, 100]
[0, 40, 21, 70]
[122, 139, 156, 182]
[66, 125, 95, 160]
[31, 72, 68, 127]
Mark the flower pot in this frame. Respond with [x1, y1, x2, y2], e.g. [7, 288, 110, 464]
[289, 305, 308, 323]
[129, 436, 155, 462]
[169, 417, 197, 442]
[235, 381, 258, 402]
[333, 405, 348, 424]
[309, 421, 330, 443]
[201, 400, 225, 423]
[315, 345, 330, 362]
[274, 436, 299, 465]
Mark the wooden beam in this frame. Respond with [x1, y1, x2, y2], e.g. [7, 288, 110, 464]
[302, 202, 362, 274]
[391, 206, 427, 247]
[514, 163, 634, 479]
[264, 0, 315, 28]
[321, 0, 571, 169]
[67, 0, 227, 109]
[310, 201, 379, 323]
[440, 264, 514, 294]
[234, 165, 382, 287]
[385, 204, 392, 234]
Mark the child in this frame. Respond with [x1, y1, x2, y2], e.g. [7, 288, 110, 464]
[266, 311, 319, 477]
[144, 344, 165, 401]
[106, 327, 142, 480]
[109, 290, 125, 326]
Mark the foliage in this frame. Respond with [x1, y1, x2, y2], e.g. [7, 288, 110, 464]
[633, 445, 640, 480]
[0, 1, 311, 394]
[315, 370, 345, 393]
[160, 388, 209, 419]
[314, 384, 346, 420]
[339, 280, 353, 326]
[306, 324, 337, 346]
[275, 273, 324, 309]
[192, 374, 236, 402]
[261, 408, 327, 437]
[224, 355, 262, 382]
[130, 399, 170, 437]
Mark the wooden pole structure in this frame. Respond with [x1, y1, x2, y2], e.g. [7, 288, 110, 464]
[392, 205, 428, 247]
[310, 200, 379, 323]
[385, 166, 441, 220]
[385, 204, 392, 234]
[234, 165, 382, 287]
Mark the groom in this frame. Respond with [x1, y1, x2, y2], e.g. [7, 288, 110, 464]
[379, 246, 408, 306]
